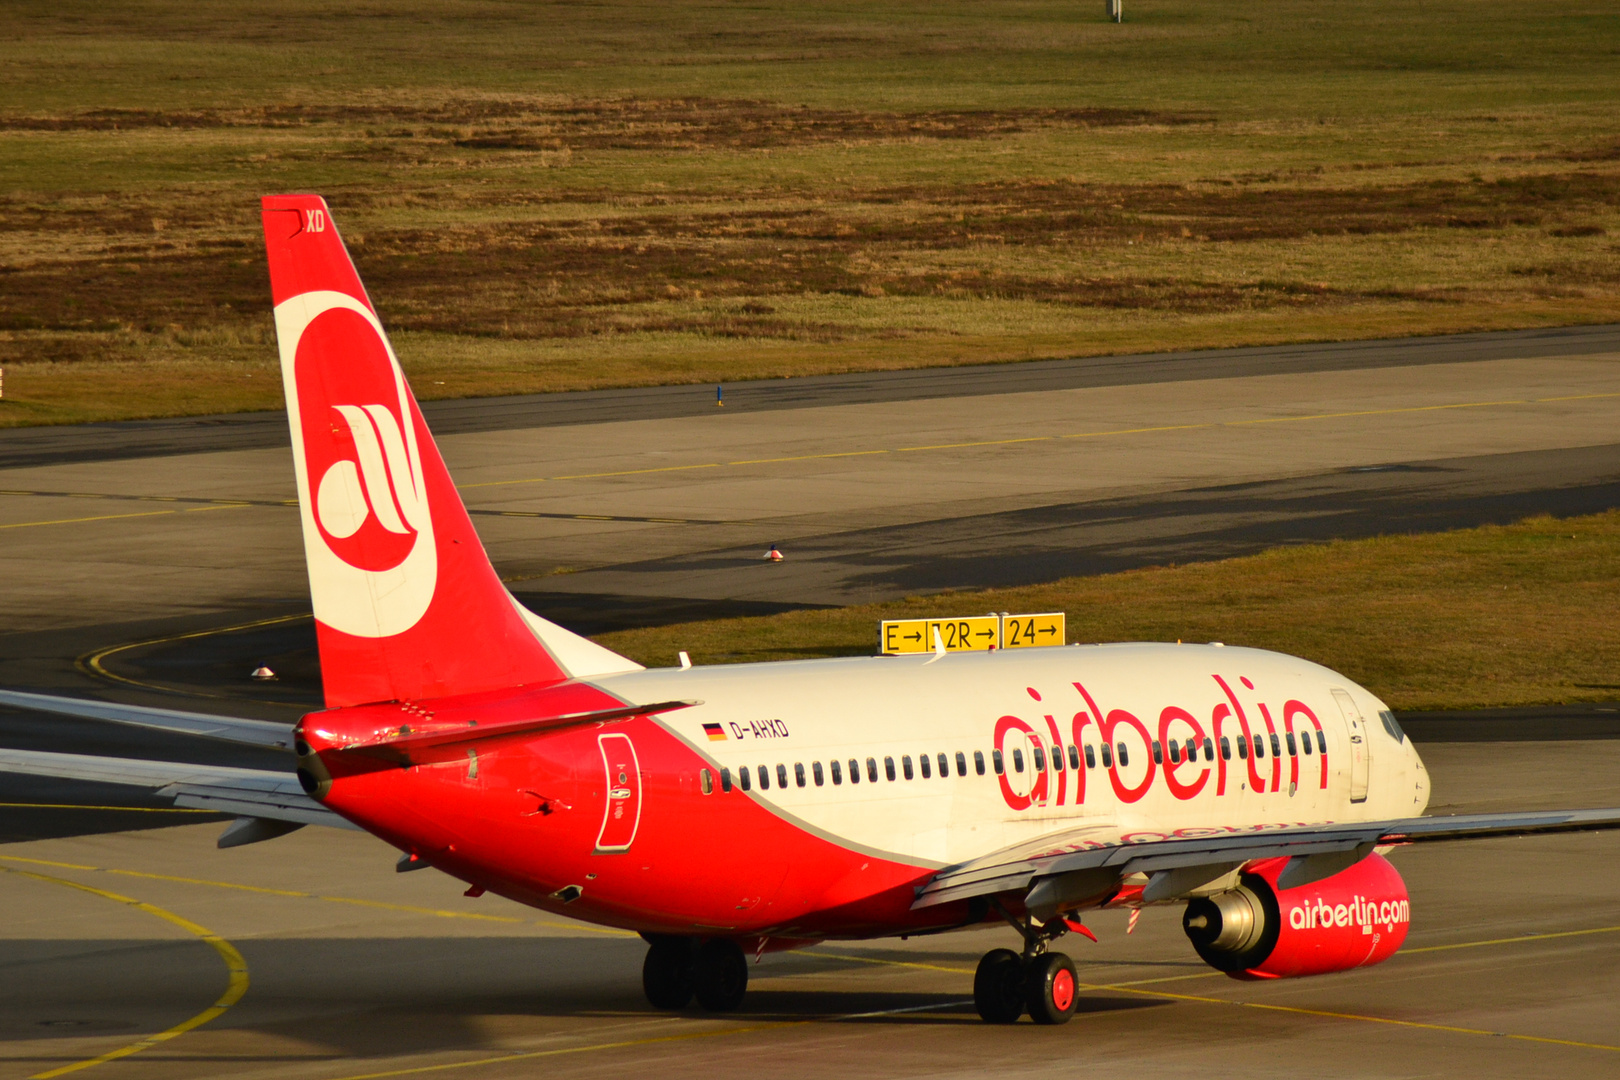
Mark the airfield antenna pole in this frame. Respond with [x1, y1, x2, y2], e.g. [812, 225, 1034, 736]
[1107, 0, 1123, 23]
[716, 384, 724, 407]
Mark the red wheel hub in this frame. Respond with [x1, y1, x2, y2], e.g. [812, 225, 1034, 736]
[1050, 968, 1075, 1011]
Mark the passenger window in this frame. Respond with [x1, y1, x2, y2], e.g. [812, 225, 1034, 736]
[938, 752, 949, 777]
[700, 768, 714, 794]
[1286, 732, 1297, 756]
[1254, 736, 1265, 759]
[1317, 729, 1328, 754]
[885, 756, 897, 781]
[811, 761, 822, 786]
[975, 750, 987, 775]
[1167, 741, 1180, 765]
[867, 757, 879, 782]
[758, 764, 771, 789]
[778, 764, 790, 788]
[740, 766, 753, 791]
[1270, 733, 1282, 757]
[1151, 740, 1163, 765]
[956, 751, 968, 776]
[1068, 744, 1080, 770]
[1203, 737, 1214, 761]
[849, 758, 860, 784]
[1220, 736, 1231, 760]
[992, 749, 1004, 774]
[1100, 743, 1113, 768]
[1012, 748, 1025, 773]
[1084, 744, 1096, 769]
[919, 754, 931, 779]
[1301, 732, 1313, 755]
[1116, 743, 1129, 767]
[902, 755, 914, 780]
[1032, 746, 1046, 771]
[1237, 735, 1249, 759]
[720, 767, 733, 792]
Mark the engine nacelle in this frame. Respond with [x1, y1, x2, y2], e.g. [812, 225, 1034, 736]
[1182, 852, 1409, 979]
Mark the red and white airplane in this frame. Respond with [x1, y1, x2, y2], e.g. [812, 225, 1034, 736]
[3, 194, 1618, 1025]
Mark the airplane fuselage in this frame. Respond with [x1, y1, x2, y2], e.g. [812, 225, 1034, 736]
[300, 643, 1429, 941]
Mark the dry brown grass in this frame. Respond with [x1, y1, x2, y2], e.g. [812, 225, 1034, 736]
[1, 1, 1619, 424]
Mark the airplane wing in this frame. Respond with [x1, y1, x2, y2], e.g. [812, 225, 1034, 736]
[913, 808, 1620, 916]
[0, 689, 296, 750]
[0, 747, 353, 845]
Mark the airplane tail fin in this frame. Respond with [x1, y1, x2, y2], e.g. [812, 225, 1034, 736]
[262, 194, 578, 707]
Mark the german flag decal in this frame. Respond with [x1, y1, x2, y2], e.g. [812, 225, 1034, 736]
[702, 722, 727, 742]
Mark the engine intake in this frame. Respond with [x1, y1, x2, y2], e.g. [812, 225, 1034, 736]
[1183, 852, 1409, 979]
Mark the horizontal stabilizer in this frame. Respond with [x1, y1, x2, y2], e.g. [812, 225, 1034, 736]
[0, 689, 295, 750]
[0, 747, 350, 830]
[336, 699, 702, 765]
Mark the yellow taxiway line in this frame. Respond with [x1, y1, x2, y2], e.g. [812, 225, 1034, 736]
[0, 864, 249, 1080]
[457, 390, 1620, 491]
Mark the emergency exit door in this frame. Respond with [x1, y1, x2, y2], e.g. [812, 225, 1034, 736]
[1331, 689, 1371, 803]
[595, 732, 642, 852]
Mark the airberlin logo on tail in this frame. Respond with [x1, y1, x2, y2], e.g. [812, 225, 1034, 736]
[274, 290, 437, 639]
[314, 404, 424, 548]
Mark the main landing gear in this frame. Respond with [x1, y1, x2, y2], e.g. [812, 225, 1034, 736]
[642, 935, 748, 1012]
[972, 908, 1090, 1025]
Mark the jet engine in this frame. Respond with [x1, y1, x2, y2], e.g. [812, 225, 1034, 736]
[1182, 853, 1409, 979]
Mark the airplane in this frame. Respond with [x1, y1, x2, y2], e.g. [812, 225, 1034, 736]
[2, 193, 1617, 1025]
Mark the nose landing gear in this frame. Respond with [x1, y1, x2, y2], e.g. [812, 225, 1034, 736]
[641, 935, 749, 1013]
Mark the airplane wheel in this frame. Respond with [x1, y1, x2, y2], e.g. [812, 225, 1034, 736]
[1024, 951, 1078, 1025]
[692, 939, 748, 1012]
[973, 948, 1026, 1024]
[642, 938, 695, 1009]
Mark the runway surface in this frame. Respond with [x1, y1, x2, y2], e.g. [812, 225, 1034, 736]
[2, 328, 1619, 1076]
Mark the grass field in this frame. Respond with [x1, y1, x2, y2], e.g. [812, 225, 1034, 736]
[1, 1, 1619, 425]
[593, 511, 1620, 712]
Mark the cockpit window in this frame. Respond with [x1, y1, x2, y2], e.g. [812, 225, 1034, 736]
[1378, 709, 1406, 743]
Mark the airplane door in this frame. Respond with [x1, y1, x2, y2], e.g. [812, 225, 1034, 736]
[595, 732, 642, 852]
[1331, 689, 1370, 803]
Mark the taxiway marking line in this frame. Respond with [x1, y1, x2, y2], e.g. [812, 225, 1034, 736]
[805, 924, 1620, 1051]
[0, 853, 636, 937]
[76, 611, 312, 700]
[792, 948, 974, 975]
[322, 1000, 971, 1080]
[0, 504, 250, 531]
[3, 391, 1612, 512]
[1087, 981, 1620, 1053]
[0, 865, 248, 1079]
[0, 802, 214, 813]
[325, 1024, 798, 1080]
[455, 391, 1620, 491]
[1401, 923, 1620, 954]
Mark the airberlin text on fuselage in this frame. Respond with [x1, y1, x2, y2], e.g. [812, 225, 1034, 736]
[993, 675, 1330, 811]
